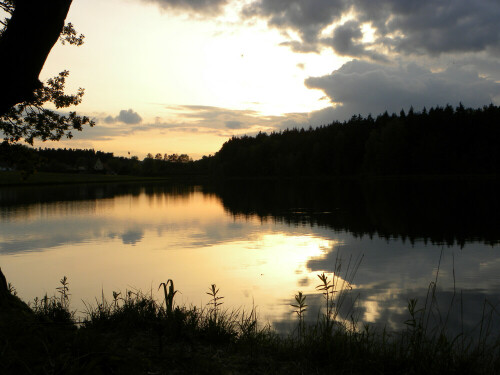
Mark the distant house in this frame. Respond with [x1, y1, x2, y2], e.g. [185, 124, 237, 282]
[0, 162, 13, 171]
[94, 158, 104, 172]
[93, 158, 116, 174]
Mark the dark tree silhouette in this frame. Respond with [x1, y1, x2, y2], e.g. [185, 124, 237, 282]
[0, 0, 93, 144]
[1, 0, 72, 112]
[212, 104, 500, 177]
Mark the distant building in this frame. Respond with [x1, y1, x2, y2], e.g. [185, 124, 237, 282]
[0, 162, 13, 171]
[94, 158, 104, 171]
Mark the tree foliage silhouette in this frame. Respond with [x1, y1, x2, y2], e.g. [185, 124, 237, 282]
[0, 0, 94, 145]
[213, 104, 500, 177]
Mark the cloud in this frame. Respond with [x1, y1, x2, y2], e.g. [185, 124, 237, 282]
[225, 120, 243, 129]
[62, 106, 311, 145]
[140, 0, 229, 15]
[104, 109, 143, 125]
[103, 115, 115, 124]
[328, 20, 387, 62]
[241, 0, 500, 59]
[69, 124, 127, 141]
[138, 0, 500, 89]
[331, 20, 363, 56]
[121, 229, 144, 245]
[52, 110, 144, 142]
[49, 63, 500, 147]
[117, 109, 143, 124]
[155, 104, 300, 134]
[305, 60, 500, 122]
[354, 0, 500, 55]
[242, 0, 346, 53]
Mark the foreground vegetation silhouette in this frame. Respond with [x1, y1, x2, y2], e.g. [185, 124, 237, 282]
[1, 261, 500, 374]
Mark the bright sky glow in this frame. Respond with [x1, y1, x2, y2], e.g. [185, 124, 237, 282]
[30, 0, 500, 158]
[38, 0, 345, 158]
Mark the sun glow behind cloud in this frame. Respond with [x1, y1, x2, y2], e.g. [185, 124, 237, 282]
[199, 21, 339, 116]
[38, 0, 348, 157]
[44, 0, 344, 117]
[33, 0, 500, 157]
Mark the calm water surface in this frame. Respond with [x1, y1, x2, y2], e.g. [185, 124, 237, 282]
[1, 180, 499, 333]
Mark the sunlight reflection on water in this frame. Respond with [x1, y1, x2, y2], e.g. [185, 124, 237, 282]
[0, 182, 499, 334]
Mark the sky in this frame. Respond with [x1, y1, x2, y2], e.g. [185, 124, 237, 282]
[38, 0, 500, 159]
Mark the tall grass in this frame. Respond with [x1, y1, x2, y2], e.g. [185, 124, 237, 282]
[30, 276, 74, 324]
[282, 251, 500, 374]
[158, 279, 177, 316]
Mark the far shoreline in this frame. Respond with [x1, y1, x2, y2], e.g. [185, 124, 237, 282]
[0, 171, 207, 187]
[1, 170, 499, 187]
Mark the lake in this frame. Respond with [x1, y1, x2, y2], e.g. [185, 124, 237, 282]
[1, 179, 499, 335]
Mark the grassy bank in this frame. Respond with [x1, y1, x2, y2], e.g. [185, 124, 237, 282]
[2, 170, 496, 187]
[2, 266, 500, 375]
[0, 171, 171, 186]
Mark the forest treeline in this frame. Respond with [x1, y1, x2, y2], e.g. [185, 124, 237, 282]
[2, 103, 500, 178]
[0, 142, 210, 177]
[212, 104, 500, 177]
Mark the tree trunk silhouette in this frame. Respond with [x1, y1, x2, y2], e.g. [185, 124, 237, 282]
[0, 0, 73, 116]
[0, 267, 8, 303]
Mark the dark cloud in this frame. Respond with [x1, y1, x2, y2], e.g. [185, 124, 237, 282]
[242, 0, 500, 58]
[331, 20, 363, 56]
[239, 1, 500, 125]
[243, 0, 346, 53]
[328, 20, 387, 61]
[104, 109, 142, 125]
[141, 0, 228, 15]
[121, 229, 144, 245]
[225, 120, 243, 129]
[117, 109, 143, 124]
[161, 105, 283, 132]
[305, 60, 500, 122]
[297, 277, 310, 287]
[171, 105, 254, 121]
[458, 54, 500, 80]
[66, 105, 305, 142]
[69, 124, 127, 141]
[279, 40, 321, 54]
[355, 0, 500, 55]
